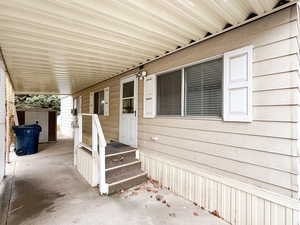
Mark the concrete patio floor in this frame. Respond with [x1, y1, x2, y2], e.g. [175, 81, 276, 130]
[3, 138, 228, 225]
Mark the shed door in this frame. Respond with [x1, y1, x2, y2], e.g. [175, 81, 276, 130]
[25, 111, 49, 143]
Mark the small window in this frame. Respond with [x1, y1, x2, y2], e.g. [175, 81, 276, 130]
[122, 81, 134, 114]
[157, 70, 181, 116]
[185, 58, 223, 117]
[94, 90, 105, 115]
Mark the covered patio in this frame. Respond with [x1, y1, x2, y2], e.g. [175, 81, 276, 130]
[1, 0, 299, 225]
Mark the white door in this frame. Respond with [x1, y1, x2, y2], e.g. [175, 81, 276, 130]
[25, 111, 49, 143]
[119, 76, 138, 147]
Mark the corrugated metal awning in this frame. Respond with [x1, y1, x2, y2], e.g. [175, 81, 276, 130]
[0, 0, 293, 94]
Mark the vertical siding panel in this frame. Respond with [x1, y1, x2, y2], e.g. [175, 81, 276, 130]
[212, 181, 218, 211]
[217, 182, 222, 215]
[286, 208, 293, 225]
[240, 191, 247, 225]
[264, 201, 271, 225]
[246, 193, 252, 225]
[277, 205, 286, 225]
[231, 188, 236, 225]
[251, 195, 258, 225]
[223, 186, 231, 222]
[292, 209, 299, 225]
[271, 203, 278, 225]
[257, 198, 265, 225]
[235, 190, 241, 225]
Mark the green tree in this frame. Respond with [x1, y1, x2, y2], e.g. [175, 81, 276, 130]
[15, 95, 61, 114]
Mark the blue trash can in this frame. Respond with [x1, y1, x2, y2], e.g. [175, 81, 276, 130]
[13, 124, 42, 156]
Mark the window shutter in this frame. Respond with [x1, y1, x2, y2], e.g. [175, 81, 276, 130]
[104, 87, 109, 116]
[0, 68, 5, 124]
[144, 75, 156, 118]
[89, 92, 94, 114]
[223, 46, 253, 122]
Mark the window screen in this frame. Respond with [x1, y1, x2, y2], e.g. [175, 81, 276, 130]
[185, 58, 223, 117]
[157, 70, 181, 115]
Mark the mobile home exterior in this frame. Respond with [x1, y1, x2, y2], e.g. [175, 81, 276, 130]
[74, 5, 300, 224]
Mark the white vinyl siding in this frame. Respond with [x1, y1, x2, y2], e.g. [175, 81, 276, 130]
[138, 6, 300, 198]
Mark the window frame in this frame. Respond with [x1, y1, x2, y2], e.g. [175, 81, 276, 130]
[155, 54, 223, 119]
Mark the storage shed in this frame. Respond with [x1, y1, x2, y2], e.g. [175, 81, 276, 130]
[17, 108, 57, 143]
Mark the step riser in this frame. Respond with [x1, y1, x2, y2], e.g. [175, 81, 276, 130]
[106, 162, 142, 179]
[108, 174, 147, 195]
[106, 152, 136, 169]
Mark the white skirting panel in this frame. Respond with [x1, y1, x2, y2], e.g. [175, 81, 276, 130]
[140, 152, 300, 225]
[76, 147, 98, 187]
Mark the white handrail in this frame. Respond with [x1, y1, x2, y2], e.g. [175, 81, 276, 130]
[77, 113, 108, 195]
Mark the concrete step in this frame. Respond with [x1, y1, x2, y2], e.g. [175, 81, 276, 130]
[105, 151, 136, 169]
[106, 160, 141, 179]
[107, 169, 147, 195]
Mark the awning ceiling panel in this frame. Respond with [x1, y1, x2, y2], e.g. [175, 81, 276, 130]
[0, 0, 291, 94]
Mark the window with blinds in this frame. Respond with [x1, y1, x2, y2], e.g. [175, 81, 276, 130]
[185, 58, 223, 117]
[157, 70, 181, 115]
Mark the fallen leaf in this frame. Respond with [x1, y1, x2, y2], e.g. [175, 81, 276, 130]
[150, 179, 159, 185]
[193, 212, 199, 216]
[146, 187, 153, 192]
[169, 213, 176, 217]
[155, 194, 164, 201]
[130, 191, 138, 196]
[210, 210, 221, 218]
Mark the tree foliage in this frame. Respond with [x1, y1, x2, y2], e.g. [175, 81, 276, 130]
[15, 95, 61, 114]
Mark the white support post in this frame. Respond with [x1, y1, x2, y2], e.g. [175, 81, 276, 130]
[92, 118, 99, 186]
[92, 114, 108, 195]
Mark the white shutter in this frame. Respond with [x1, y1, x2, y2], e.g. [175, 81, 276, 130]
[89, 92, 94, 114]
[223, 46, 253, 122]
[104, 87, 109, 116]
[144, 75, 156, 118]
[0, 68, 6, 124]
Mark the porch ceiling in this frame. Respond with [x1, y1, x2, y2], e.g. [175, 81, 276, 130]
[0, 0, 291, 94]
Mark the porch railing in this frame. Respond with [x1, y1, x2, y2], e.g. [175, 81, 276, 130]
[76, 113, 108, 195]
